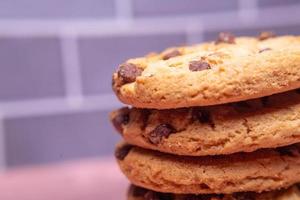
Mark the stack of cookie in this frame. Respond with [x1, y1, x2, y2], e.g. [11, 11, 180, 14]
[110, 32, 300, 200]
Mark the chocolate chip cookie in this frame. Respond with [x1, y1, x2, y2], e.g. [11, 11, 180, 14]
[112, 34, 300, 109]
[116, 142, 300, 194]
[128, 184, 300, 200]
[111, 90, 300, 156]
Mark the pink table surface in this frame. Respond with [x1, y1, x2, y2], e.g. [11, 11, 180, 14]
[0, 157, 129, 200]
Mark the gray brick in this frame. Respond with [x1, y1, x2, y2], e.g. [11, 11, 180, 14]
[258, 0, 299, 8]
[133, 0, 239, 17]
[0, 0, 114, 19]
[203, 25, 300, 42]
[0, 37, 65, 101]
[79, 33, 186, 95]
[4, 110, 119, 167]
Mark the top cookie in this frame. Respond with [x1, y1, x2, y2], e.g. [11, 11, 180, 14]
[112, 33, 300, 109]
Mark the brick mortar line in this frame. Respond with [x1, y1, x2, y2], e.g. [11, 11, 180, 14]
[0, 3, 298, 36]
[60, 33, 84, 107]
[0, 94, 122, 119]
[186, 22, 204, 44]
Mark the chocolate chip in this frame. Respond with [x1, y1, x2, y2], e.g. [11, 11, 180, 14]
[258, 31, 276, 40]
[296, 89, 300, 94]
[118, 63, 143, 84]
[162, 49, 181, 60]
[192, 108, 214, 128]
[111, 107, 130, 133]
[115, 144, 132, 160]
[189, 60, 211, 72]
[215, 32, 235, 44]
[192, 109, 210, 123]
[148, 124, 175, 144]
[259, 48, 271, 53]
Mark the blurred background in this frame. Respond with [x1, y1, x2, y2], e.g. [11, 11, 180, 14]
[0, 0, 299, 170]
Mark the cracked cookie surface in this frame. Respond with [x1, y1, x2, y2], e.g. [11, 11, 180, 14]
[112, 35, 300, 109]
[111, 90, 300, 156]
[128, 184, 300, 200]
[116, 142, 300, 194]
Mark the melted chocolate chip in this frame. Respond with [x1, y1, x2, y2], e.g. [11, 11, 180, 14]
[111, 107, 130, 133]
[259, 48, 271, 53]
[192, 108, 214, 128]
[189, 60, 211, 72]
[258, 31, 276, 40]
[114, 144, 132, 160]
[118, 63, 143, 84]
[148, 124, 175, 144]
[162, 49, 181, 60]
[215, 32, 235, 44]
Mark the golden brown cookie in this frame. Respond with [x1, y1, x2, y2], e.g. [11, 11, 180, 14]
[112, 34, 300, 109]
[128, 184, 300, 200]
[111, 90, 300, 156]
[116, 142, 300, 194]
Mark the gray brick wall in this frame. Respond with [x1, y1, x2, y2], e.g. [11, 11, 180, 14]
[0, 0, 300, 169]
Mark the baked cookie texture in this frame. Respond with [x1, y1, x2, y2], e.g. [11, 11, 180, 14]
[128, 184, 300, 200]
[112, 35, 300, 109]
[115, 142, 300, 194]
[111, 90, 300, 156]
